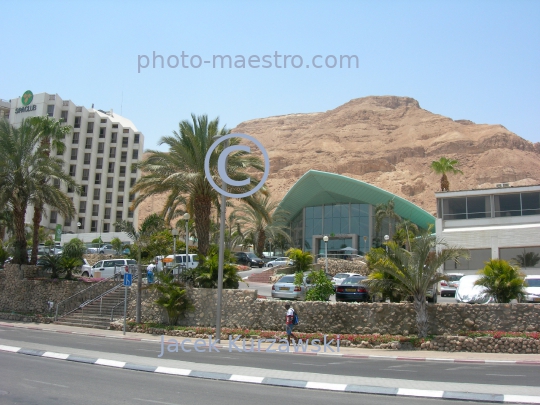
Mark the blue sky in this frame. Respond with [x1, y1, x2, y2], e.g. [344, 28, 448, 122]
[2, 0, 539, 150]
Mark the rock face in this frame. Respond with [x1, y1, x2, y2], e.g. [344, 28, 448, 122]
[138, 95, 540, 222]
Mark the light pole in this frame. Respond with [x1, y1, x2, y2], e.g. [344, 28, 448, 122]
[183, 213, 190, 258]
[384, 234, 389, 254]
[363, 235, 367, 255]
[172, 228, 179, 258]
[323, 235, 329, 274]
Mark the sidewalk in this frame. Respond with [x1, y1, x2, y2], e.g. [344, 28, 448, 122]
[1, 320, 540, 403]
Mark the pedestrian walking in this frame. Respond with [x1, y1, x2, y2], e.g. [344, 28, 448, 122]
[285, 304, 297, 344]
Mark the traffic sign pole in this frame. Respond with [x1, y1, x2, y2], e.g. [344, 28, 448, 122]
[123, 273, 133, 335]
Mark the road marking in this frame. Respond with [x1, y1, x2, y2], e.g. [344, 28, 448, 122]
[133, 398, 182, 405]
[155, 367, 191, 376]
[42, 351, 70, 360]
[95, 359, 126, 368]
[292, 363, 326, 366]
[230, 375, 264, 383]
[136, 348, 157, 352]
[504, 395, 540, 404]
[306, 382, 347, 391]
[23, 379, 68, 388]
[0, 345, 21, 352]
[486, 374, 526, 377]
[382, 369, 418, 372]
[398, 388, 444, 398]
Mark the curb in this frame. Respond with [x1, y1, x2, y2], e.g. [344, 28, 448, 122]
[1, 344, 539, 404]
[2, 322, 540, 366]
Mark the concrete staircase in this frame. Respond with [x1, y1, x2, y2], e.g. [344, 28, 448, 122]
[54, 287, 129, 329]
[246, 269, 275, 283]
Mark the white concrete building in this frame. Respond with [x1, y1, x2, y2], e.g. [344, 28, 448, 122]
[5, 91, 144, 243]
[435, 184, 540, 276]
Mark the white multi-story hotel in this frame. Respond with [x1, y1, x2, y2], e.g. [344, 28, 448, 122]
[4, 91, 144, 242]
[435, 184, 540, 275]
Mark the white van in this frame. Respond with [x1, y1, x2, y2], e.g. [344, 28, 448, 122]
[155, 254, 199, 273]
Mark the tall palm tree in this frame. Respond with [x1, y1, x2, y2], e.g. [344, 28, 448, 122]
[374, 199, 401, 241]
[0, 119, 76, 264]
[430, 157, 463, 191]
[234, 194, 291, 257]
[365, 233, 466, 338]
[394, 218, 419, 250]
[28, 116, 74, 264]
[115, 213, 165, 323]
[131, 114, 266, 256]
[0, 208, 14, 241]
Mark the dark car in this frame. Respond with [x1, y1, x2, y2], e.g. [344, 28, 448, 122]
[335, 276, 370, 302]
[234, 252, 264, 268]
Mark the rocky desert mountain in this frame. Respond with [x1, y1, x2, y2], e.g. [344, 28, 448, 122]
[138, 96, 540, 222]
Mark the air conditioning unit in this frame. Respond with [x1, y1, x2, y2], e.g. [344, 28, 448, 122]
[496, 183, 510, 188]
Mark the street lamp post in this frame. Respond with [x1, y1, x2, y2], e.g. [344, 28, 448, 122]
[384, 234, 390, 253]
[323, 235, 329, 274]
[172, 228, 179, 258]
[363, 235, 368, 255]
[183, 213, 190, 259]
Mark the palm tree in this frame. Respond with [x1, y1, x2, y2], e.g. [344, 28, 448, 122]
[150, 271, 193, 326]
[365, 233, 466, 338]
[374, 199, 401, 241]
[0, 208, 14, 241]
[0, 119, 76, 264]
[430, 157, 463, 191]
[131, 114, 266, 256]
[28, 116, 75, 264]
[234, 194, 291, 258]
[394, 219, 419, 250]
[475, 259, 527, 303]
[115, 213, 165, 323]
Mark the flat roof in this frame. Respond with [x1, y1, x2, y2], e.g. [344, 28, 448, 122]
[436, 184, 540, 198]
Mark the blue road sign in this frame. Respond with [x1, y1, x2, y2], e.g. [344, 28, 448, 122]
[123, 273, 132, 286]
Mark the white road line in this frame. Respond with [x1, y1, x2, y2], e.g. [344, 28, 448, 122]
[0, 345, 20, 352]
[382, 369, 418, 372]
[305, 382, 347, 391]
[504, 395, 540, 404]
[155, 367, 191, 376]
[397, 388, 444, 398]
[229, 375, 264, 383]
[23, 379, 68, 388]
[42, 351, 70, 360]
[292, 363, 326, 366]
[95, 359, 126, 368]
[486, 374, 526, 377]
[133, 398, 182, 405]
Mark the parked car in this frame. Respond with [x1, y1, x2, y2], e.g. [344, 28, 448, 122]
[80, 259, 92, 277]
[271, 274, 312, 300]
[440, 273, 464, 297]
[98, 244, 115, 254]
[523, 275, 540, 303]
[331, 273, 362, 289]
[335, 276, 370, 302]
[266, 257, 292, 267]
[157, 254, 199, 274]
[234, 252, 264, 268]
[455, 275, 493, 304]
[86, 259, 138, 278]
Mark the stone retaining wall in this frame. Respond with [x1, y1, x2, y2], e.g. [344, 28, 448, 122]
[420, 336, 540, 354]
[0, 264, 118, 314]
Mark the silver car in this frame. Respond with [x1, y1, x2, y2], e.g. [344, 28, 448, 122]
[271, 275, 311, 301]
[455, 275, 493, 304]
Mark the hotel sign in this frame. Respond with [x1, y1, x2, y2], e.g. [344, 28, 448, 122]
[15, 90, 36, 114]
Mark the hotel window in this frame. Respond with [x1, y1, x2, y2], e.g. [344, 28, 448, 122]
[93, 188, 100, 200]
[128, 209, 134, 219]
[107, 177, 113, 188]
[60, 110, 68, 122]
[99, 127, 106, 138]
[104, 208, 111, 219]
[81, 185, 87, 196]
[96, 157, 103, 169]
[92, 204, 99, 216]
[111, 132, 117, 143]
[74, 116, 81, 128]
[72, 132, 79, 144]
[123, 128, 129, 133]
[85, 137, 92, 149]
[87, 122, 94, 133]
[121, 151, 127, 162]
[112, 124, 118, 129]
[82, 169, 89, 181]
[70, 148, 78, 160]
[119, 180, 125, 192]
[97, 142, 104, 153]
[132, 150, 139, 159]
[134, 134, 140, 144]
[53, 178, 60, 188]
[120, 166, 126, 177]
[67, 185, 74, 193]
[100, 119, 106, 123]
[131, 166, 137, 174]
[79, 201, 86, 213]
[117, 196, 124, 206]
[108, 162, 115, 173]
[84, 153, 91, 164]
[122, 137, 129, 147]
[95, 173, 101, 184]
[109, 147, 116, 158]
[130, 178, 136, 187]
[78, 218, 85, 230]
[47, 105, 55, 117]
[129, 193, 135, 202]
[64, 218, 71, 227]
[50, 210, 57, 223]
[69, 165, 76, 177]
[103, 223, 110, 233]
[116, 210, 123, 220]
[91, 220, 97, 232]
[105, 192, 112, 203]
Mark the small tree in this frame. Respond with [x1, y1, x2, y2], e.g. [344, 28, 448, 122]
[40, 253, 64, 279]
[150, 272, 193, 326]
[111, 237, 123, 255]
[475, 259, 526, 303]
[196, 246, 242, 289]
[286, 248, 313, 273]
[61, 238, 85, 280]
[305, 269, 334, 301]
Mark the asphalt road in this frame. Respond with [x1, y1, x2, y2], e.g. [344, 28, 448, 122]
[0, 352, 508, 405]
[0, 325, 536, 387]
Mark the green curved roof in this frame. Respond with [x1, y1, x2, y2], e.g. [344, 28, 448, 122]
[276, 170, 435, 229]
